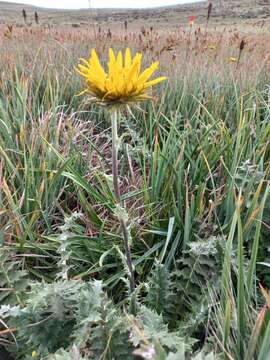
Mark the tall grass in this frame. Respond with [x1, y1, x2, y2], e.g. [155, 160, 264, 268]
[1, 24, 270, 358]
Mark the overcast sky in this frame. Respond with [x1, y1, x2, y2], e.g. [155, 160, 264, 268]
[3, 0, 200, 9]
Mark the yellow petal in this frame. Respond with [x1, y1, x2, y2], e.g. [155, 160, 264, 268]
[77, 70, 105, 92]
[127, 61, 140, 85]
[77, 64, 91, 74]
[77, 62, 106, 89]
[89, 49, 107, 78]
[132, 52, 142, 76]
[125, 48, 132, 68]
[130, 84, 145, 97]
[117, 51, 123, 68]
[109, 48, 116, 64]
[79, 58, 91, 67]
[137, 61, 159, 85]
[143, 76, 167, 89]
[105, 78, 117, 94]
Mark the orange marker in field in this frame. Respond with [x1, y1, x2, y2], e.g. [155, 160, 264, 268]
[188, 15, 196, 27]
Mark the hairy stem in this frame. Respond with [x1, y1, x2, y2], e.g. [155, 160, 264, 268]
[111, 110, 121, 204]
[111, 109, 135, 293]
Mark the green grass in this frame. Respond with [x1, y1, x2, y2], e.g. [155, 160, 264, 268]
[1, 28, 270, 359]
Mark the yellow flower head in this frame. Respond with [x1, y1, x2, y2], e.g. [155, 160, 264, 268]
[228, 56, 237, 63]
[32, 351, 37, 358]
[77, 48, 166, 105]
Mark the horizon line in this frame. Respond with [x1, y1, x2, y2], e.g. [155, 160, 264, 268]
[1, 0, 204, 10]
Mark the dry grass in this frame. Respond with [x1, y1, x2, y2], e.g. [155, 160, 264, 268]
[1, 21, 270, 85]
[1, 5, 270, 359]
[1, 17, 270, 250]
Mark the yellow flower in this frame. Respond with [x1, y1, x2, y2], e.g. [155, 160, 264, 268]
[32, 351, 37, 358]
[77, 48, 166, 105]
[207, 44, 216, 50]
[228, 56, 237, 63]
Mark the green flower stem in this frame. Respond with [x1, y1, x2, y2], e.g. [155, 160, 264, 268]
[111, 109, 135, 293]
[111, 110, 121, 204]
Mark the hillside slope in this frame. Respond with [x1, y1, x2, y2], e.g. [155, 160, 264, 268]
[0, 1, 269, 26]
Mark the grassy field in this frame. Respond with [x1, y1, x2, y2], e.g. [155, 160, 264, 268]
[1, 1, 270, 359]
[1, 0, 270, 28]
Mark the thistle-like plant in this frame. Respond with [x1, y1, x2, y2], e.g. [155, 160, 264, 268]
[77, 48, 166, 294]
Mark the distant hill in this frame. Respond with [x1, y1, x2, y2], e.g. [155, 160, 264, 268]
[0, 1, 269, 27]
[215, 0, 270, 18]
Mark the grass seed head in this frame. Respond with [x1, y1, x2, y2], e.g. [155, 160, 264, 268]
[207, 2, 213, 22]
[22, 9, 27, 24]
